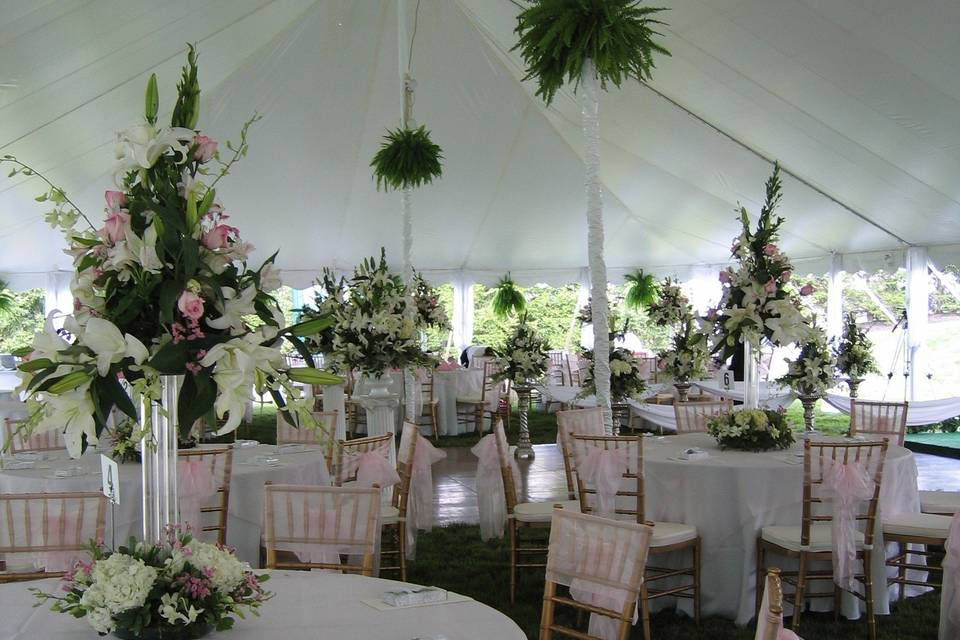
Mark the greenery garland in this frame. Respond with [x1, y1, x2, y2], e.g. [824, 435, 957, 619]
[370, 125, 443, 191]
[512, 0, 671, 106]
[623, 269, 657, 309]
[491, 273, 527, 318]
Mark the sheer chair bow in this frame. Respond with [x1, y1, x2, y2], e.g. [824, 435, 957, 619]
[403, 429, 446, 558]
[821, 460, 874, 590]
[178, 458, 218, 534]
[471, 433, 510, 540]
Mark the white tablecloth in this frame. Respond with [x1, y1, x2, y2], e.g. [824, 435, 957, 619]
[0, 571, 526, 640]
[641, 433, 921, 624]
[0, 444, 330, 567]
[435, 368, 485, 436]
[0, 370, 20, 393]
[692, 380, 796, 409]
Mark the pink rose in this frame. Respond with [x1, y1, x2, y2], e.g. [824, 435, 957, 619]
[764, 278, 777, 295]
[719, 270, 732, 284]
[780, 270, 791, 283]
[104, 190, 126, 211]
[800, 284, 814, 296]
[98, 210, 130, 244]
[193, 135, 218, 163]
[177, 291, 205, 321]
[201, 223, 235, 250]
[763, 243, 777, 256]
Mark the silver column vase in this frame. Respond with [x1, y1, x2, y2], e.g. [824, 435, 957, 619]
[674, 381, 692, 403]
[798, 390, 821, 432]
[141, 375, 181, 543]
[514, 383, 535, 460]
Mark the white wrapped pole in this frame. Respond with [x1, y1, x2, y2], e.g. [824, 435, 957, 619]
[399, 0, 418, 422]
[581, 59, 612, 433]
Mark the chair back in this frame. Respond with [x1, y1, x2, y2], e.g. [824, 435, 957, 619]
[0, 491, 106, 582]
[673, 400, 733, 434]
[177, 447, 232, 544]
[262, 483, 381, 575]
[417, 369, 435, 407]
[481, 360, 504, 410]
[570, 435, 644, 522]
[755, 568, 785, 640]
[3, 418, 65, 453]
[335, 433, 394, 486]
[547, 351, 566, 385]
[540, 508, 653, 640]
[850, 399, 908, 446]
[637, 356, 659, 383]
[556, 408, 605, 499]
[492, 419, 519, 514]
[276, 410, 338, 473]
[801, 439, 888, 548]
[395, 422, 419, 515]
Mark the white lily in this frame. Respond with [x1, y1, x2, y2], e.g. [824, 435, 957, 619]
[82, 317, 149, 376]
[36, 385, 98, 458]
[206, 286, 257, 334]
[125, 224, 163, 273]
[200, 335, 282, 435]
[113, 123, 195, 186]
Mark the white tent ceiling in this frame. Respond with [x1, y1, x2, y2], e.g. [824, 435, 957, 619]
[1, 0, 959, 290]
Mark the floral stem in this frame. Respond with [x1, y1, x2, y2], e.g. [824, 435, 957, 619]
[0, 155, 96, 231]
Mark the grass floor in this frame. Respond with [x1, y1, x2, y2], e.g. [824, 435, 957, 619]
[408, 523, 941, 640]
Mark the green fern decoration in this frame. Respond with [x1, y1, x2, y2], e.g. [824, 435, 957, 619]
[512, 0, 671, 106]
[491, 273, 526, 318]
[624, 269, 658, 309]
[370, 125, 443, 191]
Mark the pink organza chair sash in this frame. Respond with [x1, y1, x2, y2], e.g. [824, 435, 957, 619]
[941, 513, 960, 640]
[820, 461, 874, 589]
[569, 535, 636, 640]
[344, 443, 401, 490]
[576, 448, 627, 519]
[178, 459, 218, 533]
[471, 433, 508, 540]
[405, 432, 446, 556]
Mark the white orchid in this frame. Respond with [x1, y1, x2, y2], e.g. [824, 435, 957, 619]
[200, 335, 282, 434]
[124, 224, 163, 273]
[35, 385, 98, 458]
[81, 317, 149, 376]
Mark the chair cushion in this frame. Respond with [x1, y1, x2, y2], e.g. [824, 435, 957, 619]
[650, 521, 698, 548]
[513, 500, 581, 523]
[761, 524, 865, 552]
[381, 505, 401, 524]
[882, 513, 952, 539]
[919, 490, 960, 515]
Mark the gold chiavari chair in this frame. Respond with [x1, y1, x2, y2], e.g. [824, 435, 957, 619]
[456, 360, 504, 434]
[571, 434, 700, 640]
[755, 568, 788, 640]
[276, 410, 339, 473]
[673, 399, 734, 434]
[176, 447, 233, 545]
[539, 507, 653, 640]
[756, 439, 888, 640]
[414, 369, 440, 441]
[849, 399, 908, 446]
[263, 483, 381, 576]
[3, 418, 65, 454]
[493, 419, 581, 604]
[335, 433, 394, 486]
[556, 407, 605, 500]
[0, 491, 106, 583]
[378, 422, 418, 581]
[546, 350, 566, 385]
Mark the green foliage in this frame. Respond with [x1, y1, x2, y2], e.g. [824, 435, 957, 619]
[171, 44, 200, 129]
[0, 288, 44, 353]
[370, 125, 443, 191]
[474, 283, 580, 351]
[513, 0, 671, 106]
[491, 273, 527, 318]
[623, 269, 657, 309]
[423, 284, 454, 354]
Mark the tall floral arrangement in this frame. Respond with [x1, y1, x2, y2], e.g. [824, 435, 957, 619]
[32, 529, 270, 637]
[495, 316, 550, 386]
[411, 272, 450, 333]
[646, 277, 688, 328]
[777, 326, 838, 397]
[705, 164, 811, 361]
[581, 346, 646, 402]
[833, 313, 879, 380]
[4, 47, 336, 457]
[659, 315, 709, 383]
[300, 268, 346, 370]
[325, 250, 428, 377]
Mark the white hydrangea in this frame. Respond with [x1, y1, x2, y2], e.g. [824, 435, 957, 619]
[187, 540, 244, 593]
[79, 554, 158, 634]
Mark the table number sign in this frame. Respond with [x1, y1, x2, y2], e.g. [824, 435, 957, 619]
[100, 454, 120, 505]
[721, 369, 733, 391]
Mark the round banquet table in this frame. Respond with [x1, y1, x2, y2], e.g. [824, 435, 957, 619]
[0, 444, 330, 567]
[642, 432, 921, 625]
[0, 571, 526, 640]
[434, 368, 485, 436]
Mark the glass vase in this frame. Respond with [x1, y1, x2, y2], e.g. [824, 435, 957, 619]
[743, 341, 760, 409]
[141, 375, 181, 542]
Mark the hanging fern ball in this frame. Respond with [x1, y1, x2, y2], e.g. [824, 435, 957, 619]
[491, 273, 526, 318]
[370, 125, 443, 191]
[512, 0, 671, 106]
[624, 269, 658, 309]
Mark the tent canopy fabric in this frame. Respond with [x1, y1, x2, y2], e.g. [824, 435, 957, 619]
[1, 0, 959, 291]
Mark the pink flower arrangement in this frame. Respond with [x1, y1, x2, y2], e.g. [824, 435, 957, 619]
[99, 210, 130, 244]
[192, 134, 218, 163]
[104, 190, 127, 211]
[718, 270, 732, 284]
[800, 284, 814, 296]
[763, 243, 777, 256]
[781, 270, 791, 283]
[201, 223, 236, 250]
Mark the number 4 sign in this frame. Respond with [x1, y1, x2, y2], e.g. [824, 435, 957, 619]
[100, 454, 120, 505]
